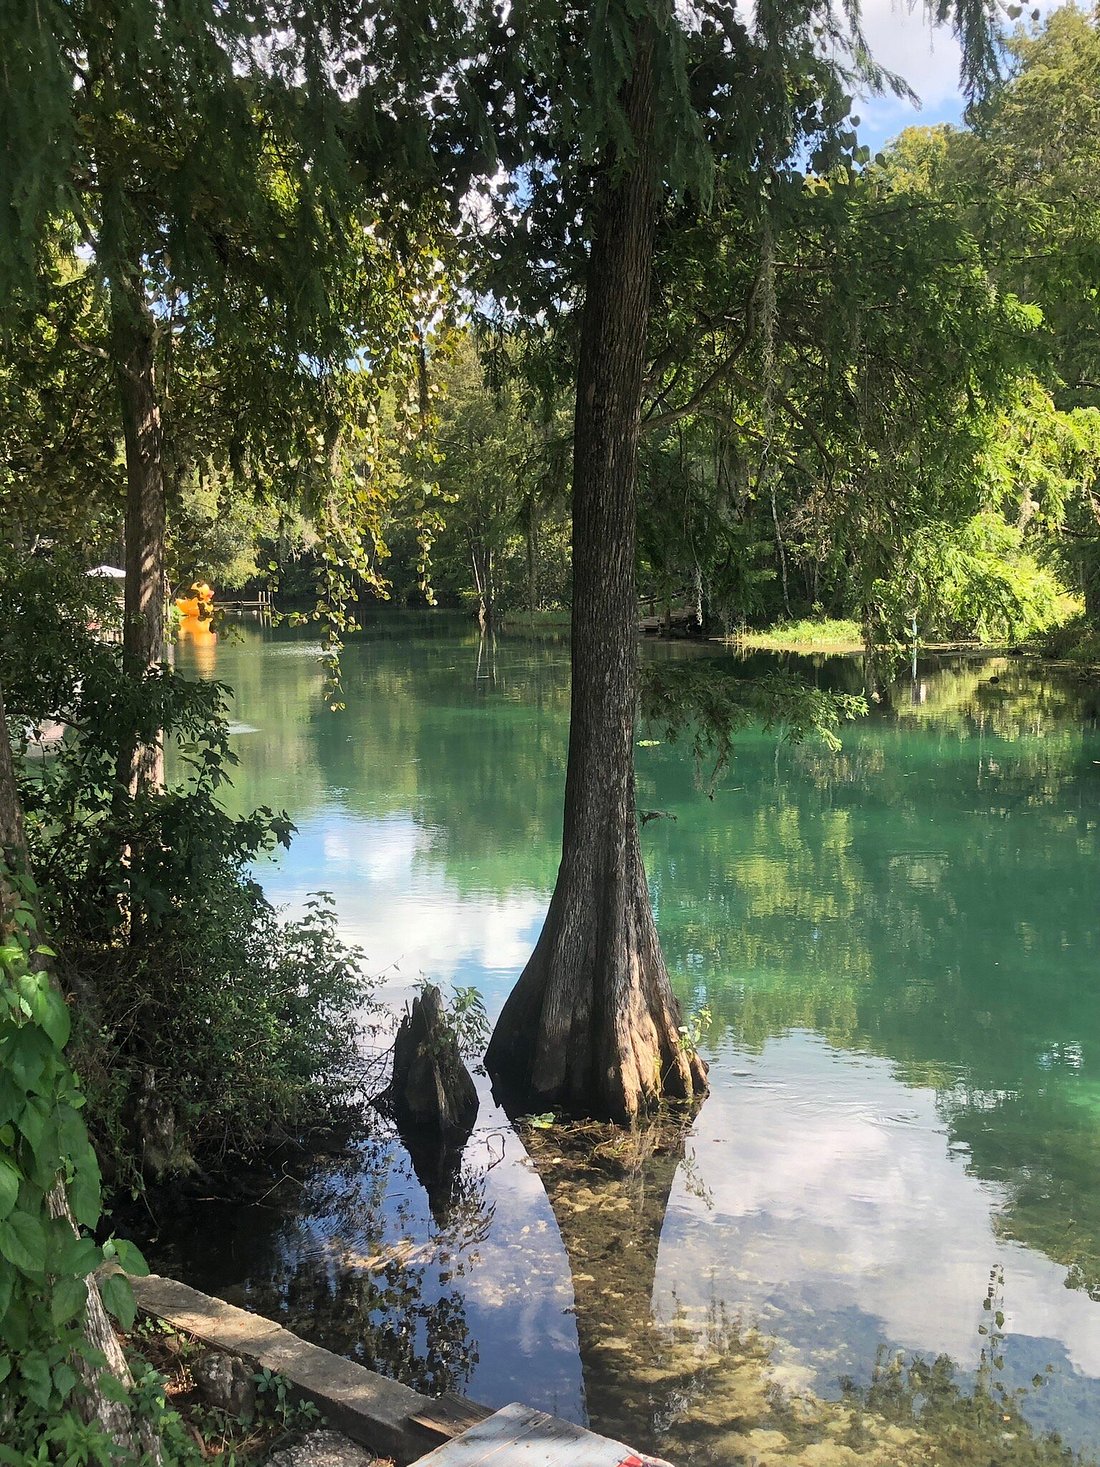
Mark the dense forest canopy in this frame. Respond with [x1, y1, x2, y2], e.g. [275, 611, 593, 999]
[2, 6, 1096, 647]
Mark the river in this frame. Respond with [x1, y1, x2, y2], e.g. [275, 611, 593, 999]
[154, 616, 1100, 1464]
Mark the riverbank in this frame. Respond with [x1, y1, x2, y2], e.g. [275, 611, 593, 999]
[723, 615, 1035, 657]
[724, 616, 1100, 673]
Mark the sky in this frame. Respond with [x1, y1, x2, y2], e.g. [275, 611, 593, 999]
[851, 0, 1060, 155]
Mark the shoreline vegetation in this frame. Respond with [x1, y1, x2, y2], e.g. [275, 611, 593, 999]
[718, 613, 1100, 670]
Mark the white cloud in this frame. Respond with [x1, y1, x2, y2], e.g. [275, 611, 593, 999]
[261, 809, 548, 1009]
[861, 0, 966, 106]
[851, 1, 1063, 152]
[656, 1034, 1100, 1386]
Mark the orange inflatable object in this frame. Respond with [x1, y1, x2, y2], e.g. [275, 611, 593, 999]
[175, 582, 215, 620]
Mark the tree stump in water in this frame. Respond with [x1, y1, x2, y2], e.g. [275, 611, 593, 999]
[380, 986, 478, 1139]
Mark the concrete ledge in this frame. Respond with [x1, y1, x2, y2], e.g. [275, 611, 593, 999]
[130, 1274, 492, 1464]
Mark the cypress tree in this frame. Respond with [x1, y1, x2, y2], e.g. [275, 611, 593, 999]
[457, 0, 1002, 1119]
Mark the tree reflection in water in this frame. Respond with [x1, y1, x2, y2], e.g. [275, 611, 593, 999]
[145, 1132, 489, 1400]
[303, 1137, 491, 1397]
[517, 1113, 1095, 1467]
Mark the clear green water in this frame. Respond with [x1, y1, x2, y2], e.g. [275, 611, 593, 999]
[155, 618, 1100, 1463]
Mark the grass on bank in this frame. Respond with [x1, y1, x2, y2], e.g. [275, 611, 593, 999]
[727, 618, 866, 652]
[499, 608, 572, 629]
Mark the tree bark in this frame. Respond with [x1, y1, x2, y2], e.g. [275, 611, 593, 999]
[1083, 544, 1100, 622]
[0, 682, 159, 1459]
[485, 27, 707, 1121]
[111, 269, 167, 793]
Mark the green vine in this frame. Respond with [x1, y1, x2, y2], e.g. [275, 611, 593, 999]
[0, 873, 147, 1461]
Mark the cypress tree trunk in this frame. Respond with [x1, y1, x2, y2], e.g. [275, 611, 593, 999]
[485, 31, 707, 1120]
[111, 270, 167, 793]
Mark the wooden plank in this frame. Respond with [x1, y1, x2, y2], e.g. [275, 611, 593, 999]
[412, 1401, 667, 1466]
[409, 1391, 495, 1440]
[131, 1273, 447, 1463]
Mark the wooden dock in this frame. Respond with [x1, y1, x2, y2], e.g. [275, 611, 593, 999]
[638, 607, 702, 637]
[217, 591, 274, 615]
[637, 587, 702, 638]
[413, 1401, 672, 1467]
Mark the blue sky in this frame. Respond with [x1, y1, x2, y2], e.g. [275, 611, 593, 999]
[851, 0, 1062, 155]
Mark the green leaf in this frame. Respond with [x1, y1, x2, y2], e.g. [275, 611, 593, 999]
[0, 1209, 48, 1273]
[50, 1275, 87, 1329]
[19, 1350, 52, 1409]
[112, 1238, 150, 1277]
[0, 1157, 20, 1221]
[56, 1234, 99, 1278]
[0, 1354, 10, 1384]
[35, 988, 70, 1051]
[16, 971, 70, 1049]
[99, 1272, 136, 1332]
[0, 1295, 30, 1350]
[0, 1075, 21, 1126]
[52, 1360, 78, 1400]
[56, 1102, 87, 1158]
[16, 1093, 50, 1153]
[97, 1368, 130, 1403]
[67, 1149, 102, 1230]
[5, 1027, 50, 1094]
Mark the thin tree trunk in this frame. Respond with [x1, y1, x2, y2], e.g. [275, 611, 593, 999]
[471, 542, 493, 632]
[111, 270, 166, 793]
[1083, 544, 1100, 622]
[770, 480, 790, 619]
[526, 502, 539, 615]
[0, 683, 159, 1459]
[0, 693, 27, 876]
[485, 26, 707, 1121]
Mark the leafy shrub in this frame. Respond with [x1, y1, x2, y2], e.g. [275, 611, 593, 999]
[1, 554, 372, 1187]
[1040, 613, 1100, 664]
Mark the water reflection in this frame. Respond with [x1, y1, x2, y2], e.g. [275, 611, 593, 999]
[158, 620, 1100, 1460]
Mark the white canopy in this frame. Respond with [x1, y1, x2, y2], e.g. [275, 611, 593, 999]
[87, 565, 125, 579]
